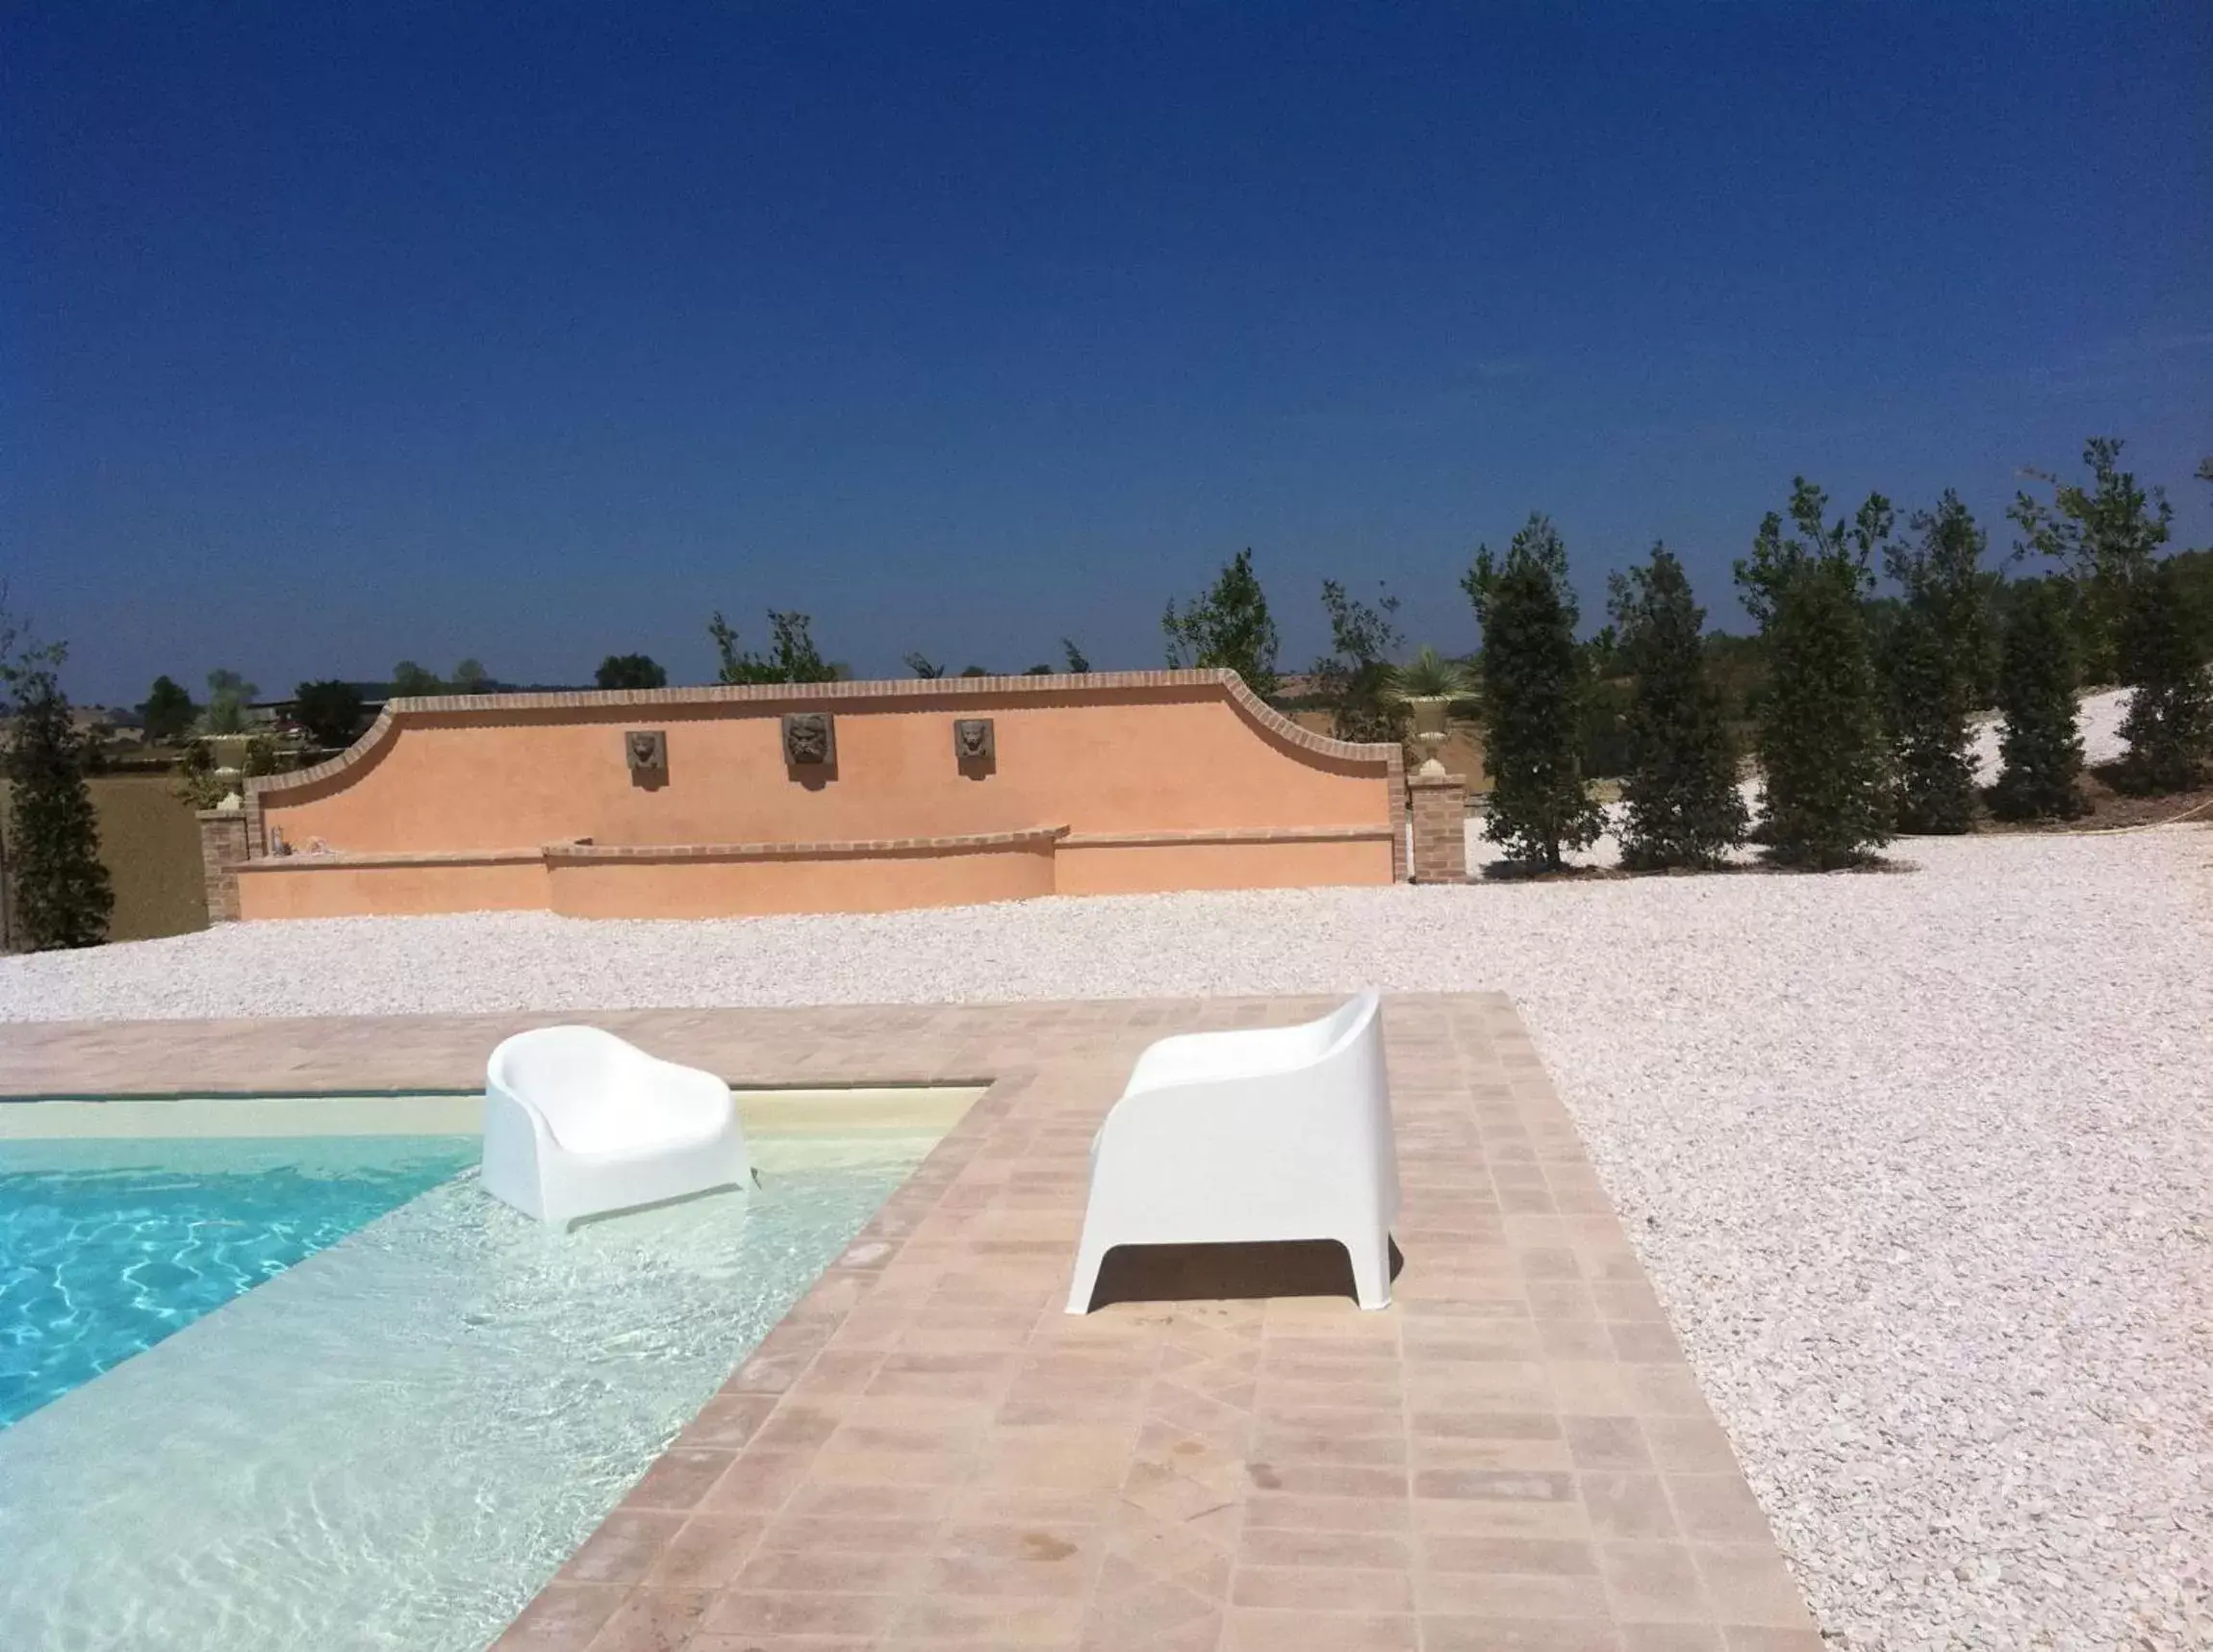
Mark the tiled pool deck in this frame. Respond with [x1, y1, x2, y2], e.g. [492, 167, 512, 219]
[0, 996, 1819, 1652]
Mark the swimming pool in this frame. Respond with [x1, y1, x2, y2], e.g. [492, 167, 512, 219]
[0, 1093, 969, 1652]
[1, 1134, 477, 1425]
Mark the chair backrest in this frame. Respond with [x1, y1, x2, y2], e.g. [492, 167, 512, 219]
[489, 1027, 645, 1152]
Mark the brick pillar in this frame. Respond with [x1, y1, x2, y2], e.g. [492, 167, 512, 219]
[197, 809, 250, 923]
[1407, 773, 1468, 883]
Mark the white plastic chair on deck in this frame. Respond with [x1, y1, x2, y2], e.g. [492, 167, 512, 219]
[481, 1027, 750, 1229]
[1065, 989, 1401, 1313]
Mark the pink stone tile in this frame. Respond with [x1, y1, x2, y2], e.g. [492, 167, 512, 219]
[580, 1588, 713, 1652]
[1596, 1541, 1713, 1623]
[1579, 1474, 1679, 1540]
[1564, 1417, 1652, 1471]
[623, 1449, 736, 1512]
[1246, 1461, 1405, 1499]
[561, 1511, 685, 1584]
[1238, 1528, 1412, 1570]
[1421, 1616, 1623, 1650]
[1691, 1546, 1817, 1630]
[1220, 1608, 1420, 1651]
[1243, 1493, 1413, 1534]
[1231, 1566, 1416, 1612]
[702, 1588, 906, 1639]
[1665, 1476, 1772, 1542]
[1415, 1571, 1611, 1616]
[492, 1583, 626, 1650]
[644, 1515, 768, 1588]
[926, 1522, 1101, 1598]
[1416, 1535, 1598, 1576]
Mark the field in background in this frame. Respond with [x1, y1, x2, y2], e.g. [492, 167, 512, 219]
[2, 774, 207, 945]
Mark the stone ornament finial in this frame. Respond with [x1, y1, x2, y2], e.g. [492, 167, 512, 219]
[953, 717, 995, 763]
[782, 712, 835, 768]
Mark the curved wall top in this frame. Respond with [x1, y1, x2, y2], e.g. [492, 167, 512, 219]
[248, 670, 1403, 860]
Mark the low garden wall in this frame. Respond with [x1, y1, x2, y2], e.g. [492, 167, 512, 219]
[222, 671, 1412, 920]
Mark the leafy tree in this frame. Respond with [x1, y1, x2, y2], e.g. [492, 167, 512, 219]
[1061, 638, 1091, 674]
[1163, 548, 1281, 697]
[1023, 663, 1053, 674]
[1991, 578, 2086, 820]
[1736, 480, 1893, 866]
[450, 658, 491, 694]
[1607, 544, 1745, 869]
[2010, 437, 2171, 682]
[4, 655, 113, 950]
[139, 675, 197, 745]
[1312, 579, 1405, 742]
[1463, 514, 1603, 869]
[293, 679, 367, 749]
[1879, 493, 1990, 833]
[709, 610, 836, 685]
[903, 652, 945, 678]
[595, 653, 667, 691]
[2112, 559, 2210, 794]
[391, 660, 443, 697]
[203, 668, 258, 735]
[958, 665, 991, 677]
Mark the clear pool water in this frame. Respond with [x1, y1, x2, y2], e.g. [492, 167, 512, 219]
[0, 1135, 478, 1426]
[0, 1128, 939, 1652]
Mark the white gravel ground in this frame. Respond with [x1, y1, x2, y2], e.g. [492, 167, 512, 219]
[2, 782, 2207, 1645]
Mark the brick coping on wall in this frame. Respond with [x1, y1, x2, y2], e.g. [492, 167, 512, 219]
[249, 670, 1398, 806]
[242, 670, 1413, 882]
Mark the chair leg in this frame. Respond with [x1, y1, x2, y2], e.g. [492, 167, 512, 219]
[1346, 1229, 1393, 1310]
[1065, 1232, 1112, 1315]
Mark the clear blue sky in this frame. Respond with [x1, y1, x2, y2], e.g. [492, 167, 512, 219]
[6, 3, 2208, 704]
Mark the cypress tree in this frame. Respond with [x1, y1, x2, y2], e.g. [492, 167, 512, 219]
[1880, 493, 1989, 833]
[2113, 559, 2211, 794]
[1991, 579, 2086, 821]
[1608, 544, 1745, 868]
[1463, 514, 1603, 869]
[5, 664, 113, 950]
[1736, 480, 1893, 867]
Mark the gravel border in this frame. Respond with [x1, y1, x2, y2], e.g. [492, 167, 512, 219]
[2, 825, 2208, 1647]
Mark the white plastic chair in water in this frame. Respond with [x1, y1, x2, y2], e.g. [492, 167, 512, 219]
[1065, 989, 1401, 1313]
[480, 1027, 750, 1229]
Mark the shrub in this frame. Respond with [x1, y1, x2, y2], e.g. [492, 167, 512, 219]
[1608, 544, 1745, 869]
[1879, 493, 1989, 833]
[5, 664, 113, 950]
[1463, 515, 1603, 869]
[1990, 578, 2085, 821]
[293, 679, 366, 749]
[1162, 549, 1281, 697]
[595, 654, 667, 691]
[2113, 559, 2210, 794]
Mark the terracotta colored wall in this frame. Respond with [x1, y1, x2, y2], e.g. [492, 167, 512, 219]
[545, 841, 1058, 919]
[1054, 835, 1392, 897]
[237, 856, 547, 920]
[238, 673, 1402, 919]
